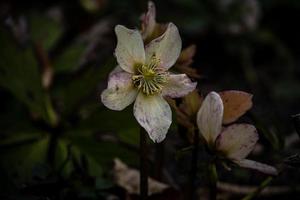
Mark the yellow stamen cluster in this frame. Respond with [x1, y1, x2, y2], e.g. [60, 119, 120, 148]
[132, 56, 167, 95]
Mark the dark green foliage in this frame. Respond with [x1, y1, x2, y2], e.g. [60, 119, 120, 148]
[0, 0, 300, 199]
[0, 27, 57, 125]
[0, 7, 138, 198]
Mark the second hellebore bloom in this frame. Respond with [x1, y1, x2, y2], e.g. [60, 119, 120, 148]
[197, 92, 278, 175]
[101, 23, 197, 143]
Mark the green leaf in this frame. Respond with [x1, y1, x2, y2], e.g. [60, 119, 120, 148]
[0, 132, 43, 148]
[249, 112, 282, 150]
[28, 12, 62, 50]
[0, 26, 57, 125]
[53, 42, 86, 73]
[0, 132, 49, 184]
[52, 58, 115, 115]
[77, 100, 178, 146]
[54, 139, 73, 177]
[67, 130, 138, 170]
[78, 105, 139, 146]
[71, 143, 104, 177]
[95, 178, 114, 190]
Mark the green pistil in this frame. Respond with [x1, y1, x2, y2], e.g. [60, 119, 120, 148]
[132, 57, 167, 95]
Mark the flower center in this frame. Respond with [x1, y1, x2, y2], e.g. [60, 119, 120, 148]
[132, 56, 168, 95]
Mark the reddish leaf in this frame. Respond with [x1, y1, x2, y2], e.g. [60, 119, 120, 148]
[219, 90, 253, 124]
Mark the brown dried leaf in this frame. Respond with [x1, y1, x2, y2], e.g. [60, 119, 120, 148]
[175, 65, 202, 79]
[175, 45, 201, 79]
[219, 90, 253, 124]
[166, 97, 195, 134]
[180, 90, 203, 118]
[177, 44, 196, 65]
[113, 158, 169, 195]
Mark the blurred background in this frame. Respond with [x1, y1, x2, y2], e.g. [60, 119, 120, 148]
[0, 0, 300, 199]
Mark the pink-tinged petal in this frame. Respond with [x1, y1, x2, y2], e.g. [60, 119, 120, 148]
[162, 74, 197, 98]
[196, 92, 223, 146]
[234, 159, 278, 176]
[115, 25, 145, 73]
[141, 1, 156, 40]
[134, 93, 172, 143]
[145, 23, 181, 70]
[216, 124, 258, 160]
[101, 71, 138, 111]
[109, 65, 124, 77]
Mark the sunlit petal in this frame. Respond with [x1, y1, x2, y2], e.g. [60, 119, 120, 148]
[115, 25, 145, 73]
[108, 65, 124, 77]
[145, 23, 181, 70]
[101, 71, 138, 111]
[162, 74, 197, 98]
[134, 93, 172, 143]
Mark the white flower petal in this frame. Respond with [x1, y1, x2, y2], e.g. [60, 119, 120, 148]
[145, 23, 181, 70]
[134, 93, 172, 143]
[162, 74, 197, 98]
[216, 124, 258, 160]
[115, 25, 145, 73]
[109, 65, 123, 77]
[101, 71, 138, 111]
[234, 159, 278, 176]
[197, 92, 224, 146]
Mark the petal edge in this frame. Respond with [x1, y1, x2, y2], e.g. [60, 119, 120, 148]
[162, 74, 197, 98]
[101, 71, 138, 111]
[134, 93, 172, 143]
[115, 25, 145, 73]
[145, 23, 181, 70]
[216, 124, 258, 160]
[234, 159, 278, 176]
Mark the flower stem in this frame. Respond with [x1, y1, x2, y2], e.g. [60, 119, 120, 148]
[188, 129, 199, 199]
[140, 127, 148, 199]
[154, 142, 164, 180]
[208, 162, 218, 200]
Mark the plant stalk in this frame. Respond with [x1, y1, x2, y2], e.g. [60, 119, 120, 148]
[140, 127, 148, 199]
[209, 162, 218, 200]
[241, 176, 273, 200]
[189, 129, 199, 199]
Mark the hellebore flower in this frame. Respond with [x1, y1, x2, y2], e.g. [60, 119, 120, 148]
[197, 92, 278, 175]
[101, 23, 197, 143]
[140, 1, 201, 79]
